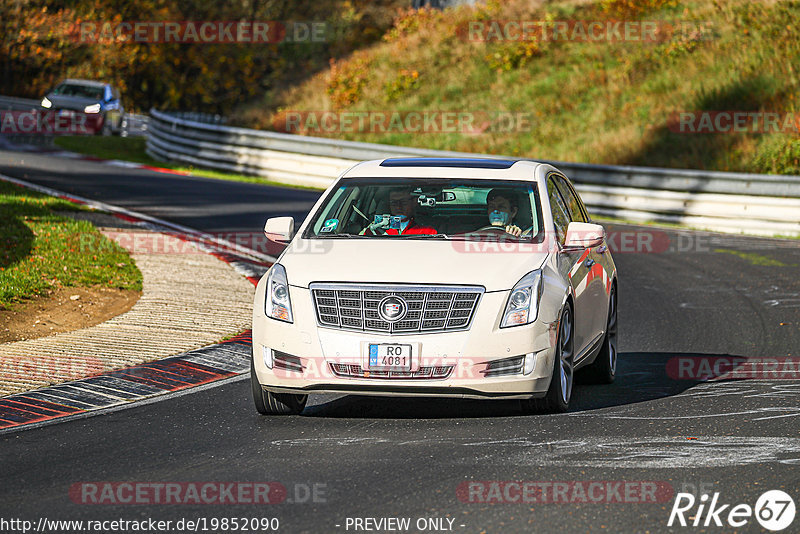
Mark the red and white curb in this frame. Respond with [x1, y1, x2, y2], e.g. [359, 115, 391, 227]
[18, 146, 191, 177]
[0, 173, 276, 433]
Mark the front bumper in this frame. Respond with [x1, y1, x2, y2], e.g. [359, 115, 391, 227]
[252, 281, 558, 399]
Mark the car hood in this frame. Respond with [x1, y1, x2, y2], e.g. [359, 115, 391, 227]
[46, 94, 100, 111]
[280, 238, 548, 292]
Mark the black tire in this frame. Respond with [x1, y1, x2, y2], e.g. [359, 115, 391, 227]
[250, 356, 307, 415]
[581, 284, 617, 384]
[521, 303, 574, 414]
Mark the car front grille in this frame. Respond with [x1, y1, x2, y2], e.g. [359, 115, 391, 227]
[310, 283, 483, 334]
[329, 363, 454, 379]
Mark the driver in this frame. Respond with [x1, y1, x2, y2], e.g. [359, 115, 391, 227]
[486, 188, 523, 237]
[362, 187, 437, 235]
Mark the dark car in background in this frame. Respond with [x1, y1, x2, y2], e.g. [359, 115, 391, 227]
[40, 79, 124, 135]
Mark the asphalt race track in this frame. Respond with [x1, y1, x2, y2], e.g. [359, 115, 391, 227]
[1, 148, 799, 533]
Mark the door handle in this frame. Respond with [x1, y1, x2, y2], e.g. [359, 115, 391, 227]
[584, 258, 595, 268]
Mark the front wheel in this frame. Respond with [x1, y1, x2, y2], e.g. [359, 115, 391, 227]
[251, 356, 307, 415]
[521, 303, 574, 414]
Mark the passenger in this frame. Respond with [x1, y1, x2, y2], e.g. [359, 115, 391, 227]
[363, 188, 437, 235]
[485, 188, 523, 237]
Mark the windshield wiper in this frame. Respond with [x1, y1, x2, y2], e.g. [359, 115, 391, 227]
[395, 233, 451, 239]
[317, 233, 363, 238]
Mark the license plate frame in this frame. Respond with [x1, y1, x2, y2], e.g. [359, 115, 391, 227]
[367, 343, 413, 371]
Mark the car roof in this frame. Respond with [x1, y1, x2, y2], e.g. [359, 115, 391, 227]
[343, 158, 543, 181]
[58, 79, 109, 88]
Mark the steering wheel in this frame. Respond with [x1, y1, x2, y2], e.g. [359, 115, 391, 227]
[474, 225, 508, 233]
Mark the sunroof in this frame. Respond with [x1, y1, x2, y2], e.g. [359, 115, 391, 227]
[379, 158, 518, 169]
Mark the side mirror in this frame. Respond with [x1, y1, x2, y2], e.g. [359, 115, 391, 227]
[564, 222, 605, 249]
[264, 217, 294, 244]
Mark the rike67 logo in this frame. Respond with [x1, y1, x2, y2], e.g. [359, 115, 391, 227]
[668, 490, 796, 531]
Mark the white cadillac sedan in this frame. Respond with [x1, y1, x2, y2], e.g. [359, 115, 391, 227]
[251, 158, 617, 414]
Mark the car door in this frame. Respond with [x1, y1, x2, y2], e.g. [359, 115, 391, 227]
[554, 175, 609, 349]
[547, 175, 592, 356]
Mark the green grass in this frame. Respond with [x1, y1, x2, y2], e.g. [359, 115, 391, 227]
[0, 180, 142, 308]
[713, 248, 791, 267]
[55, 136, 153, 164]
[234, 0, 800, 175]
[53, 137, 324, 191]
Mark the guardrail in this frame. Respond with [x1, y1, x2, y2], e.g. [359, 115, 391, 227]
[146, 108, 800, 237]
[0, 95, 40, 111]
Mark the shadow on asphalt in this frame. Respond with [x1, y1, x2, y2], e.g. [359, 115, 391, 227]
[301, 352, 740, 419]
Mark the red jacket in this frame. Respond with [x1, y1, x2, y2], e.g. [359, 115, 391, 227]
[386, 220, 437, 235]
[366, 218, 437, 236]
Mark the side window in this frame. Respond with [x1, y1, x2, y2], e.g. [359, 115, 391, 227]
[547, 178, 570, 243]
[554, 175, 588, 223]
[566, 180, 591, 223]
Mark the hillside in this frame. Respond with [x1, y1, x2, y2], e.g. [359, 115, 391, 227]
[0, 0, 406, 113]
[233, 0, 800, 175]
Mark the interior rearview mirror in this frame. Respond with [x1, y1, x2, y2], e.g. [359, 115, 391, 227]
[264, 217, 294, 244]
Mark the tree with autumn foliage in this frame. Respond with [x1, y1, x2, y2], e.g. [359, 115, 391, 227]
[0, 0, 406, 114]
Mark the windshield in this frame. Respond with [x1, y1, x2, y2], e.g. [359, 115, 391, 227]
[52, 83, 105, 100]
[304, 178, 543, 241]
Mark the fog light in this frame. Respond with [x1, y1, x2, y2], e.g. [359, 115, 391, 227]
[523, 352, 536, 375]
[262, 346, 273, 369]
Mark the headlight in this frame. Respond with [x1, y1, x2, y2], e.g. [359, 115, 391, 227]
[501, 270, 542, 328]
[84, 103, 101, 113]
[41, 97, 52, 108]
[265, 263, 293, 323]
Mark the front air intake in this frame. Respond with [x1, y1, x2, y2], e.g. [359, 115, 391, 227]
[482, 356, 524, 377]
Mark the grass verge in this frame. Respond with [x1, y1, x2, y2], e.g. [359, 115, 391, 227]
[53, 136, 324, 191]
[0, 180, 143, 309]
[713, 248, 791, 267]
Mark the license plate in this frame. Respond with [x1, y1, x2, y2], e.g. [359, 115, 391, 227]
[368, 344, 412, 370]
